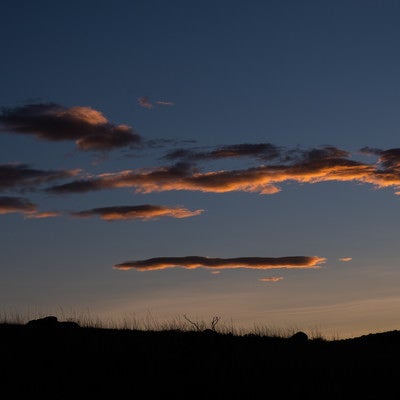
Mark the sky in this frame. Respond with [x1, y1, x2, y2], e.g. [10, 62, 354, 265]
[1, 0, 400, 339]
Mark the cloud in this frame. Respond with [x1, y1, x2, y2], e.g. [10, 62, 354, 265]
[46, 162, 197, 194]
[0, 196, 61, 219]
[0, 163, 80, 192]
[259, 276, 284, 282]
[113, 256, 326, 271]
[24, 211, 61, 219]
[339, 257, 352, 262]
[0, 103, 141, 151]
[138, 96, 154, 109]
[155, 100, 174, 106]
[361, 146, 400, 171]
[163, 143, 280, 161]
[138, 97, 175, 109]
[47, 145, 400, 196]
[44, 154, 369, 195]
[71, 204, 204, 220]
[0, 196, 36, 214]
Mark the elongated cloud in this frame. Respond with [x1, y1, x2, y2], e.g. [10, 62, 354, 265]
[259, 276, 284, 282]
[0, 163, 80, 192]
[164, 143, 280, 161]
[0, 196, 60, 218]
[46, 145, 400, 196]
[113, 256, 326, 271]
[44, 153, 374, 195]
[24, 211, 61, 219]
[138, 97, 175, 109]
[0, 196, 36, 214]
[0, 103, 141, 151]
[47, 162, 197, 194]
[71, 204, 203, 220]
[155, 100, 174, 106]
[339, 257, 352, 262]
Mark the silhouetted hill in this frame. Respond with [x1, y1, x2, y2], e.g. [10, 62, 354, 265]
[1, 318, 399, 399]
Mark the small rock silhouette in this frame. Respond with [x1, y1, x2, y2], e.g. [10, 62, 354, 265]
[290, 331, 308, 342]
[26, 315, 58, 328]
[26, 316, 80, 329]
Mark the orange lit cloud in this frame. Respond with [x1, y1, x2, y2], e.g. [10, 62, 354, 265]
[259, 276, 284, 282]
[113, 256, 326, 271]
[71, 204, 203, 220]
[47, 146, 400, 196]
[0, 103, 141, 151]
[24, 211, 61, 219]
[339, 257, 352, 262]
[45, 158, 372, 195]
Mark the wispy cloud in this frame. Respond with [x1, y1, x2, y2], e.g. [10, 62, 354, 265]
[138, 97, 175, 109]
[0, 196, 61, 218]
[259, 276, 284, 282]
[113, 256, 326, 271]
[0, 163, 80, 192]
[138, 96, 154, 109]
[155, 100, 174, 106]
[163, 143, 281, 161]
[46, 162, 196, 194]
[71, 204, 203, 220]
[339, 257, 352, 262]
[46, 145, 395, 196]
[24, 211, 61, 219]
[0, 103, 141, 151]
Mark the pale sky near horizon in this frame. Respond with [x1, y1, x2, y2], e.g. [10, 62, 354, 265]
[1, 0, 400, 339]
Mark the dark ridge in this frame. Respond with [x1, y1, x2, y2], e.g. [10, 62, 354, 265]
[0, 318, 399, 399]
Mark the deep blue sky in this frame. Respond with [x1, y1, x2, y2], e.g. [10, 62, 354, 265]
[1, 0, 400, 338]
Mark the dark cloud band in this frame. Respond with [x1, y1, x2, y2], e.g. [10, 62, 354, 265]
[0, 196, 36, 214]
[0, 163, 79, 192]
[163, 143, 281, 161]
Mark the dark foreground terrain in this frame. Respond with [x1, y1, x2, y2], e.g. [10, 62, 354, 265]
[1, 317, 399, 399]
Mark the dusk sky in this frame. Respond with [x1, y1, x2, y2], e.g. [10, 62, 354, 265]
[2, 0, 400, 339]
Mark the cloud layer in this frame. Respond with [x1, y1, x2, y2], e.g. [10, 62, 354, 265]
[0, 103, 141, 151]
[47, 145, 400, 196]
[114, 256, 325, 271]
[71, 204, 203, 220]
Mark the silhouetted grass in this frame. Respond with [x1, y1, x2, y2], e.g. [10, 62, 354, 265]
[0, 312, 398, 399]
[0, 310, 314, 336]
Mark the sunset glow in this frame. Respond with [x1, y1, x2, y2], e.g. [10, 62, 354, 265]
[2, 1, 400, 340]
